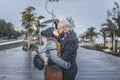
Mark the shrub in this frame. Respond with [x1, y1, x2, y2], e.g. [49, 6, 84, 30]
[81, 44, 103, 52]
[81, 45, 94, 50]
[101, 46, 109, 49]
[110, 47, 113, 50]
[93, 44, 103, 51]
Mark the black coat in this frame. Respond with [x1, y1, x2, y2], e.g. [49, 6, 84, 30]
[60, 30, 78, 80]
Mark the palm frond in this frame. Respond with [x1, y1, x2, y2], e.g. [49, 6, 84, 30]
[38, 16, 45, 19]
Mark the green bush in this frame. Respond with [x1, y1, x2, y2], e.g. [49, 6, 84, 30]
[81, 45, 94, 50]
[0, 41, 24, 50]
[81, 44, 103, 52]
[101, 46, 109, 49]
[93, 44, 103, 51]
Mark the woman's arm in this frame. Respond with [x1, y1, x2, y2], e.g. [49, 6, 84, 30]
[46, 40, 71, 69]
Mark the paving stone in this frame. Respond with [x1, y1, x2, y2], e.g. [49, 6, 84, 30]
[0, 47, 120, 80]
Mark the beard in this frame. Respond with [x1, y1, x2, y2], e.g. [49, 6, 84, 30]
[55, 31, 65, 42]
[59, 31, 65, 39]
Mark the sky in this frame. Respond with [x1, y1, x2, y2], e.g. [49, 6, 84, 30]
[0, 0, 120, 36]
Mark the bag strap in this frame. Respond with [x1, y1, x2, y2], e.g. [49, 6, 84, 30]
[46, 48, 57, 52]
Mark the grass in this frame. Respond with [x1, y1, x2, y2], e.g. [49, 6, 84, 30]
[81, 44, 103, 52]
[81, 44, 120, 57]
[0, 41, 25, 51]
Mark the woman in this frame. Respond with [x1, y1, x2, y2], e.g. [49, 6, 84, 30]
[39, 27, 71, 69]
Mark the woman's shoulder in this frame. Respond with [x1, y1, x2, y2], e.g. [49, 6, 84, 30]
[47, 37, 57, 42]
[46, 37, 57, 49]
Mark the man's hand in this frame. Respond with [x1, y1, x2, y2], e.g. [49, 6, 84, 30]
[44, 57, 48, 65]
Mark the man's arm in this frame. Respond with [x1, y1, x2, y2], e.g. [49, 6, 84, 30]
[60, 40, 78, 62]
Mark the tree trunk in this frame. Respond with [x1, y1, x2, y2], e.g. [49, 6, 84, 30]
[27, 36, 32, 51]
[27, 36, 30, 51]
[104, 37, 106, 46]
[115, 39, 118, 54]
[111, 34, 114, 50]
[37, 35, 42, 44]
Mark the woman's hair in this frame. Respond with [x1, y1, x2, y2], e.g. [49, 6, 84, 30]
[41, 27, 55, 37]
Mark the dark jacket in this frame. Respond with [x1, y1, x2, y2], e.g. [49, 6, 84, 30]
[60, 30, 78, 80]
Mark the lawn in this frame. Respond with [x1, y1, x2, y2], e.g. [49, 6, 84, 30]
[0, 41, 25, 51]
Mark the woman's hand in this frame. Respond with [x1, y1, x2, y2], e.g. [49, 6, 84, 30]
[44, 57, 48, 65]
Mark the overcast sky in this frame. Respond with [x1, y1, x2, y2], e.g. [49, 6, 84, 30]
[0, 0, 120, 35]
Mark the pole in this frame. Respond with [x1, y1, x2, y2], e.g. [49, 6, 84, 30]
[45, 0, 58, 27]
[52, 10, 54, 27]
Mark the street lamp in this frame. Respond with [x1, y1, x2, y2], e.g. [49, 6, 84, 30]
[45, 0, 59, 26]
[49, 0, 59, 2]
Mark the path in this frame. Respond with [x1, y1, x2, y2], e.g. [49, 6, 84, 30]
[0, 47, 120, 80]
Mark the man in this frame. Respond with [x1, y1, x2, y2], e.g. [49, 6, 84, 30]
[57, 19, 78, 80]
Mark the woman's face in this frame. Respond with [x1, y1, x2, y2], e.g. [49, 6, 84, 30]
[53, 29, 59, 37]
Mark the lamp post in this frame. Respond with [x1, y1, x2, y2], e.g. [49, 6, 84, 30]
[45, 0, 59, 27]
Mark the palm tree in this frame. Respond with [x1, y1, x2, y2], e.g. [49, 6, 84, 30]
[99, 27, 108, 46]
[85, 27, 98, 44]
[112, 2, 120, 53]
[102, 19, 117, 50]
[101, 2, 120, 53]
[21, 6, 45, 51]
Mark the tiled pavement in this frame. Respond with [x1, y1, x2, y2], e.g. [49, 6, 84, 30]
[0, 47, 120, 80]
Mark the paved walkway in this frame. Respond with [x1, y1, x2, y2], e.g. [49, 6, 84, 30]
[0, 47, 120, 80]
[76, 47, 120, 80]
